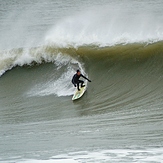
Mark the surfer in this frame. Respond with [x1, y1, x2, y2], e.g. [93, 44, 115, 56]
[72, 70, 91, 91]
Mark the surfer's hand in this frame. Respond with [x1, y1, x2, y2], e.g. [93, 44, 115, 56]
[74, 84, 76, 87]
[88, 79, 91, 82]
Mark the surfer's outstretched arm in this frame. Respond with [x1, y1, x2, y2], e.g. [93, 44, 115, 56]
[81, 74, 91, 82]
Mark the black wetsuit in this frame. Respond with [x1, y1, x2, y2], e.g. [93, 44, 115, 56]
[72, 73, 89, 90]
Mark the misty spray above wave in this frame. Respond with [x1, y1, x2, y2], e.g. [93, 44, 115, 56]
[1, 2, 163, 77]
[45, 4, 163, 47]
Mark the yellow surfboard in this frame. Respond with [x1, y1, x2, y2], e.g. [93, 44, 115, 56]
[72, 84, 87, 101]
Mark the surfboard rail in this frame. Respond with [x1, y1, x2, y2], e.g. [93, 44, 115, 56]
[72, 84, 87, 101]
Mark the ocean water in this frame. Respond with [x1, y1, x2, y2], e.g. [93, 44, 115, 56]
[0, 0, 163, 162]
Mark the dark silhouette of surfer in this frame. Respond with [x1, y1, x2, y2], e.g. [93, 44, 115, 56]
[72, 70, 91, 91]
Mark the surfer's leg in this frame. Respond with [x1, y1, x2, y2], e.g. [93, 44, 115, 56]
[79, 80, 85, 87]
[77, 82, 80, 91]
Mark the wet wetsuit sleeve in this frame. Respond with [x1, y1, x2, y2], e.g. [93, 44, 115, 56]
[72, 75, 75, 84]
[81, 74, 89, 80]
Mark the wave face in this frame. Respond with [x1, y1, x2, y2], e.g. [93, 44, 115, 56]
[0, 0, 163, 162]
[1, 41, 163, 99]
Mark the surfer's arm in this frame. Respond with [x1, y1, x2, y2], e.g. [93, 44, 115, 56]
[72, 76, 76, 87]
[81, 74, 91, 82]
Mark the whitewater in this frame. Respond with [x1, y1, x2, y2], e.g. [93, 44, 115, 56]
[0, 0, 163, 162]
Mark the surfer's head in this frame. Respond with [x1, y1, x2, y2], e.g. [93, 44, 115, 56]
[77, 69, 81, 75]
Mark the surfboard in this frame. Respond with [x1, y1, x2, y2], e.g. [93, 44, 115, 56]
[72, 84, 87, 101]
